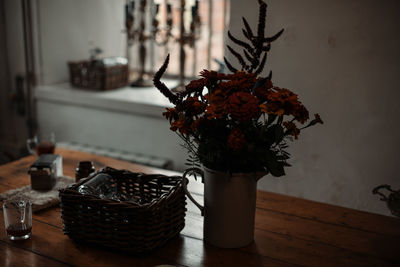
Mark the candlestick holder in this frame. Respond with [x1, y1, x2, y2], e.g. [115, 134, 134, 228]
[151, 0, 201, 91]
[125, 0, 154, 87]
[175, 0, 201, 91]
[124, 0, 201, 89]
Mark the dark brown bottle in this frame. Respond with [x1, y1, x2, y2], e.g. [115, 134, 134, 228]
[75, 161, 95, 182]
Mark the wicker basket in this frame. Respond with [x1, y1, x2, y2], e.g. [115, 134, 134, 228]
[59, 167, 187, 254]
[68, 58, 128, 91]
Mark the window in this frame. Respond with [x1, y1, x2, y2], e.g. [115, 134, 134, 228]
[127, 0, 229, 81]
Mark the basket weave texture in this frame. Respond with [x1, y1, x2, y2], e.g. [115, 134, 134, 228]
[59, 167, 187, 254]
[68, 60, 128, 90]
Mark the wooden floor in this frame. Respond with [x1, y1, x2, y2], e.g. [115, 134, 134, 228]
[0, 148, 399, 266]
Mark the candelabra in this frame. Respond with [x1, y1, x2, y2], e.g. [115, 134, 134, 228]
[125, 0, 201, 88]
[155, 0, 201, 90]
[125, 0, 153, 87]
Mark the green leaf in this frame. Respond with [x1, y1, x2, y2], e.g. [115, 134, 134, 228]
[274, 125, 284, 144]
[266, 151, 285, 177]
[252, 77, 269, 90]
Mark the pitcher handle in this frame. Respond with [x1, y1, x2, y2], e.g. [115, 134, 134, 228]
[182, 167, 205, 216]
[372, 184, 394, 201]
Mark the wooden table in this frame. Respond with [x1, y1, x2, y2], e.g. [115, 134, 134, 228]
[0, 148, 399, 266]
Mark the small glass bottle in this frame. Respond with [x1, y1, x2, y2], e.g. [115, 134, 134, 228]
[75, 161, 95, 182]
[77, 173, 118, 200]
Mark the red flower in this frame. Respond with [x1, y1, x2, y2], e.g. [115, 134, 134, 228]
[183, 97, 206, 116]
[185, 78, 207, 94]
[205, 90, 229, 119]
[292, 104, 309, 124]
[163, 108, 179, 123]
[227, 128, 246, 151]
[314, 113, 323, 124]
[191, 118, 205, 132]
[228, 92, 260, 122]
[283, 121, 300, 139]
[254, 79, 273, 101]
[170, 118, 192, 135]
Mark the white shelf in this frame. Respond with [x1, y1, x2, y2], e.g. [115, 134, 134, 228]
[35, 80, 179, 118]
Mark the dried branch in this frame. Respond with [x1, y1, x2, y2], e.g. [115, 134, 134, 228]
[262, 43, 271, 52]
[254, 52, 267, 75]
[257, 0, 267, 40]
[227, 31, 253, 53]
[227, 45, 248, 70]
[243, 49, 253, 62]
[225, 0, 283, 76]
[267, 70, 272, 80]
[153, 54, 180, 105]
[224, 57, 238, 73]
[242, 29, 249, 40]
[242, 17, 254, 40]
[264, 29, 284, 43]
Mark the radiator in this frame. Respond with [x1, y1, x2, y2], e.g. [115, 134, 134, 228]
[57, 142, 173, 170]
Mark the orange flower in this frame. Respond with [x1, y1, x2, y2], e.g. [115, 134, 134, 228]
[205, 90, 228, 119]
[292, 104, 309, 124]
[224, 71, 256, 81]
[163, 108, 179, 123]
[264, 87, 309, 123]
[283, 121, 300, 139]
[191, 118, 204, 132]
[260, 103, 285, 116]
[229, 92, 260, 122]
[185, 78, 207, 94]
[267, 87, 298, 105]
[170, 118, 192, 134]
[314, 113, 323, 124]
[200, 69, 220, 80]
[307, 113, 324, 126]
[184, 97, 206, 116]
[227, 128, 246, 151]
[254, 79, 273, 101]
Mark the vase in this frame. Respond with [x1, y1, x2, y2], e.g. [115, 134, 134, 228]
[182, 167, 266, 248]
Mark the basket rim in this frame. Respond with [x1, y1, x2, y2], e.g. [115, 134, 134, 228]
[59, 167, 185, 209]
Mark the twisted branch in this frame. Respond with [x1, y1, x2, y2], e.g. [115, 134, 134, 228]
[225, 0, 284, 76]
[224, 57, 238, 73]
[153, 54, 180, 105]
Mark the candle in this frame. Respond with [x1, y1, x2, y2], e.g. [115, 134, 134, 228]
[125, 4, 129, 21]
[130, 0, 135, 11]
[191, 5, 196, 17]
[167, 3, 172, 14]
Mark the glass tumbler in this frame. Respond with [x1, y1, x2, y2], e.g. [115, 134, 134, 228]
[26, 132, 56, 156]
[3, 199, 32, 240]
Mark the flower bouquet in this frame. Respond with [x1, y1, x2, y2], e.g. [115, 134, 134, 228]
[153, 1, 322, 177]
[153, 0, 323, 248]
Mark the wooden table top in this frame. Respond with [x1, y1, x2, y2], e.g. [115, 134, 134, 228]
[0, 148, 399, 266]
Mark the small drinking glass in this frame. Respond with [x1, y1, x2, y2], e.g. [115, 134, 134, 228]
[3, 199, 32, 240]
[27, 132, 56, 156]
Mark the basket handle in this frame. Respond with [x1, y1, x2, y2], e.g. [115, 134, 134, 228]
[182, 167, 204, 216]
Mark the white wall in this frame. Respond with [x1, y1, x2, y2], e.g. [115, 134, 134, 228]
[37, 100, 185, 165]
[38, 0, 126, 84]
[228, 0, 400, 215]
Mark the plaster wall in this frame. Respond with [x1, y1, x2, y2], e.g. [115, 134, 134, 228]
[228, 0, 400, 215]
[37, 100, 185, 164]
[37, 0, 126, 84]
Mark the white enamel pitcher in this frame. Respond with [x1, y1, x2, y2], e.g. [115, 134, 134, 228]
[182, 167, 266, 248]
